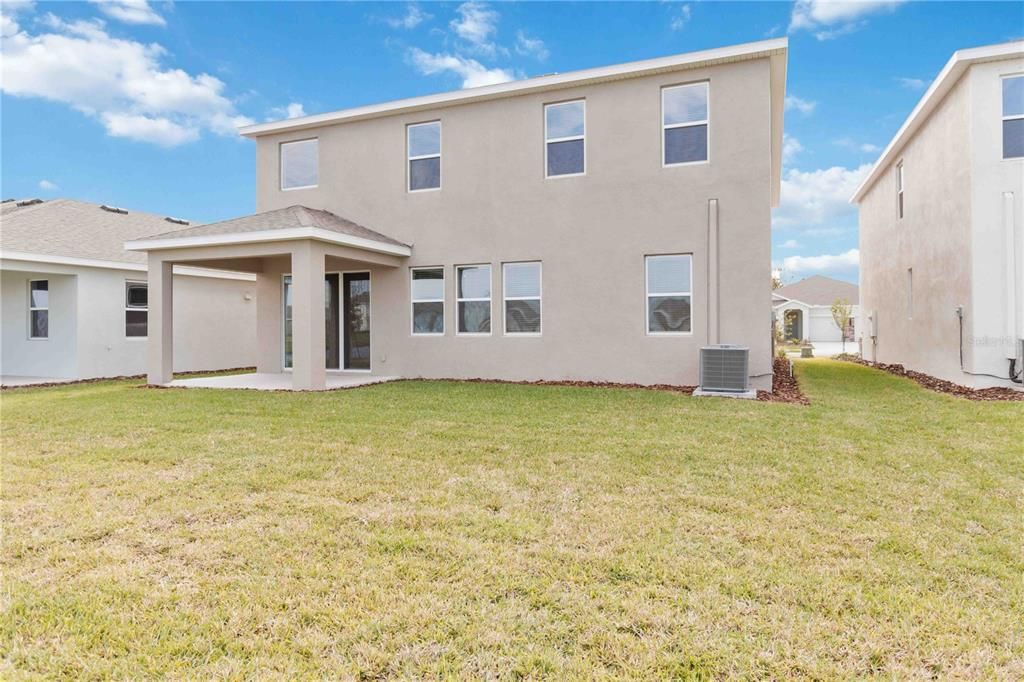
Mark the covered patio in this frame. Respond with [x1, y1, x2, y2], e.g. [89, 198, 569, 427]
[126, 205, 411, 391]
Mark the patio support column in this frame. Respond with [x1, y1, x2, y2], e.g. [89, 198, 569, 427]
[256, 271, 282, 373]
[147, 256, 174, 385]
[290, 241, 326, 390]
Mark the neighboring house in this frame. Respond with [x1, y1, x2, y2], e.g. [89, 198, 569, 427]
[0, 198, 257, 383]
[127, 38, 788, 391]
[773, 275, 858, 345]
[851, 41, 1024, 389]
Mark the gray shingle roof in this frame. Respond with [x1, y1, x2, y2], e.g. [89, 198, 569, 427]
[775, 275, 859, 306]
[141, 205, 408, 248]
[0, 199, 197, 265]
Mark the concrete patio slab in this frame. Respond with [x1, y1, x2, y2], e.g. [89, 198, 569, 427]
[166, 372, 400, 391]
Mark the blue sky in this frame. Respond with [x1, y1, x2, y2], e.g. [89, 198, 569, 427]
[2, 1, 1022, 283]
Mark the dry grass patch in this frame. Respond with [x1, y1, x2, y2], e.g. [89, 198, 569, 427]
[2, 360, 1023, 679]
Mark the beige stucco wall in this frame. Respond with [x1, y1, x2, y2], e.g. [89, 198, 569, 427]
[858, 74, 974, 383]
[1, 260, 257, 379]
[1, 267, 78, 378]
[251, 57, 775, 388]
[859, 58, 1024, 388]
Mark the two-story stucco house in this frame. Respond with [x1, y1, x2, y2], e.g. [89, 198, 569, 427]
[127, 38, 788, 391]
[851, 41, 1024, 389]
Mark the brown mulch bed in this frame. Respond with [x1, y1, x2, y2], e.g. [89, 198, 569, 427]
[1, 367, 257, 391]
[836, 354, 1024, 402]
[758, 357, 809, 405]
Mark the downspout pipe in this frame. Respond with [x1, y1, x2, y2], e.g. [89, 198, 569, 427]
[707, 198, 720, 346]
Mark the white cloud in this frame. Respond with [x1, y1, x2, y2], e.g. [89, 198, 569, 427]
[782, 248, 860, 276]
[385, 3, 430, 30]
[835, 137, 881, 154]
[88, 0, 166, 27]
[779, 239, 801, 249]
[896, 76, 928, 90]
[38, 179, 58, 191]
[450, 2, 500, 57]
[102, 111, 198, 146]
[515, 30, 548, 60]
[407, 47, 516, 88]
[790, 0, 904, 40]
[670, 4, 692, 31]
[774, 163, 872, 230]
[268, 102, 306, 121]
[783, 134, 803, 164]
[785, 95, 816, 115]
[0, 11, 254, 146]
[1, 0, 33, 37]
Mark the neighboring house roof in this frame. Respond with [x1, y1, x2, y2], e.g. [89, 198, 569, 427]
[240, 38, 789, 207]
[126, 205, 412, 257]
[774, 275, 859, 306]
[0, 198, 195, 266]
[850, 40, 1024, 203]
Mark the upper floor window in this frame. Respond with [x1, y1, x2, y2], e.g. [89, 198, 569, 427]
[503, 262, 542, 335]
[896, 161, 904, 219]
[28, 280, 48, 339]
[280, 139, 318, 190]
[456, 264, 491, 335]
[646, 254, 692, 334]
[663, 82, 709, 165]
[126, 281, 148, 337]
[545, 100, 585, 177]
[411, 267, 444, 334]
[408, 121, 441, 191]
[1002, 75, 1024, 159]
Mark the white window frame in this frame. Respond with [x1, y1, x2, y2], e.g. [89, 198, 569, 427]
[645, 254, 694, 336]
[544, 99, 586, 179]
[125, 280, 148, 339]
[410, 266, 445, 336]
[661, 82, 710, 168]
[407, 121, 442, 193]
[896, 161, 905, 219]
[502, 261, 542, 337]
[1001, 74, 1024, 160]
[455, 264, 492, 336]
[280, 138, 319, 191]
[28, 279, 48, 340]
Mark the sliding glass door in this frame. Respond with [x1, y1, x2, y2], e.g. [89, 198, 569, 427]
[282, 272, 367, 370]
[343, 272, 370, 370]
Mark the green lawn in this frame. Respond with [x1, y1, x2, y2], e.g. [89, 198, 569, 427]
[2, 361, 1022, 679]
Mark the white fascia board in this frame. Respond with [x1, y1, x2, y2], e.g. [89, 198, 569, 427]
[1, 250, 147, 272]
[0, 251, 256, 280]
[850, 40, 1024, 204]
[240, 38, 788, 138]
[125, 227, 413, 257]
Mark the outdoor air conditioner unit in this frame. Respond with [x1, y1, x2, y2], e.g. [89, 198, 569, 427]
[696, 345, 753, 398]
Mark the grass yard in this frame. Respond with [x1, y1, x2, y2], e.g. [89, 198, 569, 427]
[2, 360, 1022, 679]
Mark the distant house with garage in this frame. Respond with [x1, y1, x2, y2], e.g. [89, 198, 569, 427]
[0, 198, 256, 385]
[773, 275, 858, 346]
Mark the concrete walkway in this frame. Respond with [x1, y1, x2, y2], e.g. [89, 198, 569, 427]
[167, 372, 400, 391]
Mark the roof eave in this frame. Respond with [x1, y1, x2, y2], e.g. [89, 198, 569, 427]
[125, 226, 412, 257]
[239, 38, 788, 139]
[850, 40, 1024, 204]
